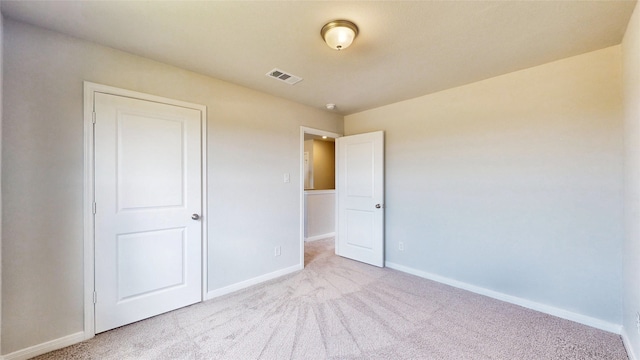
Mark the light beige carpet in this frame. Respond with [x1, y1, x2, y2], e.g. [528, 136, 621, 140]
[34, 238, 627, 359]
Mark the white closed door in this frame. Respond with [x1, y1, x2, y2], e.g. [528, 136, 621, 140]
[336, 131, 385, 267]
[94, 92, 203, 333]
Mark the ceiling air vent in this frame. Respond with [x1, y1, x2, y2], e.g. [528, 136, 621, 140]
[266, 68, 303, 85]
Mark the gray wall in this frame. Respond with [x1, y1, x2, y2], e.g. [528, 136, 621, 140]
[1, 19, 342, 354]
[3, 8, 638, 357]
[0, 11, 4, 357]
[346, 46, 624, 326]
[623, 3, 640, 358]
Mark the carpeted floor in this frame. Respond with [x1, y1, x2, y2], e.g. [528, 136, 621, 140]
[34, 238, 627, 359]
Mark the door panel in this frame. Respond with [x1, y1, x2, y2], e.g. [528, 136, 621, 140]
[94, 92, 202, 333]
[336, 131, 384, 267]
[345, 210, 374, 249]
[117, 228, 186, 300]
[117, 114, 185, 209]
[345, 142, 374, 197]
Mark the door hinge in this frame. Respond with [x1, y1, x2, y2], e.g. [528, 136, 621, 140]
[93, 291, 97, 304]
[92, 111, 96, 124]
[92, 202, 97, 214]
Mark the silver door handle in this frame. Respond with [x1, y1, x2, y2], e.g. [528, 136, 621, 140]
[191, 214, 200, 220]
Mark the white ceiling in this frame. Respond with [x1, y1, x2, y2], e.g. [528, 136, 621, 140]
[1, 0, 637, 115]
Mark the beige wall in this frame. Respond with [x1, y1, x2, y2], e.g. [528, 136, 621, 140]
[312, 140, 335, 190]
[346, 46, 623, 327]
[623, 3, 640, 358]
[304, 139, 313, 189]
[304, 139, 335, 190]
[1, 19, 342, 354]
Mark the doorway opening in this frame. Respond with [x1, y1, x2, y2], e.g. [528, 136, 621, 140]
[299, 127, 341, 267]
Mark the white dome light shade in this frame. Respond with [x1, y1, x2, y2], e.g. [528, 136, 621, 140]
[321, 20, 359, 50]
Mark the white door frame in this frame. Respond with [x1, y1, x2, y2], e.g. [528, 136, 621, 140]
[83, 82, 208, 339]
[299, 126, 341, 267]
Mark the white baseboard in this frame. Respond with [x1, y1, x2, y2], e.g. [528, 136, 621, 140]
[385, 261, 622, 334]
[205, 264, 302, 300]
[623, 328, 638, 360]
[305, 232, 335, 242]
[3, 331, 85, 360]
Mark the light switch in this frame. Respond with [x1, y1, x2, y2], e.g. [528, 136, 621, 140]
[284, 173, 290, 183]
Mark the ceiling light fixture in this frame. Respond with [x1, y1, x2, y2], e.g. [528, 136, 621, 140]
[326, 103, 336, 110]
[321, 20, 358, 50]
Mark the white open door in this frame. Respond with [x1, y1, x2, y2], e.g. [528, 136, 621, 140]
[336, 131, 384, 267]
[93, 92, 203, 333]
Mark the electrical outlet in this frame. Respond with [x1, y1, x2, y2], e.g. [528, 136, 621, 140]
[636, 312, 640, 334]
[275, 246, 281, 257]
[399, 241, 404, 251]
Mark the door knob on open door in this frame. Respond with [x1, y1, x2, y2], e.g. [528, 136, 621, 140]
[191, 214, 200, 220]
[375, 204, 382, 209]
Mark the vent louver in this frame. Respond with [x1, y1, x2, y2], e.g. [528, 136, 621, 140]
[266, 68, 303, 85]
